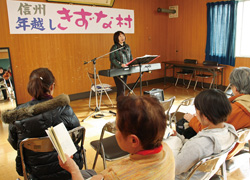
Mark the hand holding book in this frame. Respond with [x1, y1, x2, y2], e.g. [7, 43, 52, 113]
[46, 123, 77, 163]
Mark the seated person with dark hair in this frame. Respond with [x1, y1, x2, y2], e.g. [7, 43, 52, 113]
[182, 67, 250, 139]
[59, 95, 175, 180]
[165, 89, 238, 180]
[3, 68, 83, 180]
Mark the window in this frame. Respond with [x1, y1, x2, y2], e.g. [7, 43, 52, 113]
[205, 1, 238, 66]
[235, 1, 250, 57]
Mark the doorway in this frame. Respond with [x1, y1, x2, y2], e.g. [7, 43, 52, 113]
[0, 47, 17, 109]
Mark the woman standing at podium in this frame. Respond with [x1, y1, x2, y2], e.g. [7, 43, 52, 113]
[110, 31, 133, 100]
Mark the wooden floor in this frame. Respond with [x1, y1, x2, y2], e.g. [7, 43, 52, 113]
[0, 82, 248, 179]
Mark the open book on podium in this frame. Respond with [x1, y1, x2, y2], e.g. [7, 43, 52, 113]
[45, 123, 77, 163]
[126, 55, 160, 66]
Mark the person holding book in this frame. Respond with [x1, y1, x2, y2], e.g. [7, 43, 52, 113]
[110, 31, 133, 100]
[59, 95, 175, 180]
[165, 89, 238, 179]
[2, 68, 83, 180]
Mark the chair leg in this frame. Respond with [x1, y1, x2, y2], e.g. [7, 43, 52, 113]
[82, 148, 88, 169]
[168, 114, 172, 129]
[194, 78, 198, 90]
[92, 150, 99, 169]
[187, 74, 193, 89]
[221, 162, 227, 180]
[99, 91, 103, 109]
[224, 84, 231, 93]
[248, 140, 250, 153]
[175, 74, 180, 86]
[103, 89, 114, 107]
[209, 77, 215, 89]
[89, 89, 92, 109]
[201, 79, 204, 89]
[182, 75, 185, 85]
[100, 144, 107, 169]
[171, 116, 177, 129]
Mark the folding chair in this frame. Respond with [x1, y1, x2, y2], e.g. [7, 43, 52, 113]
[175, 59, 197, 89]
[185, 141, 236, 180]
[87, 72, 113, 110]
[19, 126, 87, 180]
[224, 84, 234, 98]
[160, 96, 176, 128]
[90, 121, 129, 170]
[0, 79, 9, 100]
[194, 61, 218, 90]
[170, 97, 195, 125]
[225, 128, 250, 173]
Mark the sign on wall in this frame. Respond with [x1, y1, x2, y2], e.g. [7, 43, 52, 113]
[6, 0, 134, 34]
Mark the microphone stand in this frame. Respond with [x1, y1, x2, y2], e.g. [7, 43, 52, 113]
[83, 46, 124, 121]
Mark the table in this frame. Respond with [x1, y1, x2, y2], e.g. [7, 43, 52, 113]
[162, 61, 226, 89]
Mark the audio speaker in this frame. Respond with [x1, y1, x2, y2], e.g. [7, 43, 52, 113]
[144, 88, 164, 101]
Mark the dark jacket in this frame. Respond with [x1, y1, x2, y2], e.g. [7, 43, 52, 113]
[109, 43, 133, 69]
[2, 94, 83, 180]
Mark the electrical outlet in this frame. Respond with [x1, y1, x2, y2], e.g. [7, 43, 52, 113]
[169, 5, 178, 18]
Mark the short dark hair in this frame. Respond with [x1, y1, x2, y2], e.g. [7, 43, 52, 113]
[194, 89, 232, 125]
[116, 95, 166, 150]
[113, 31, 125, 44]
[27, 68, 55, 100]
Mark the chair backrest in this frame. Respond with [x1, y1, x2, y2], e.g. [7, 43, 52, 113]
[227, 127, 250, 160]
[160, 96, 176, 123]
[184, 59, 198, 64]
[0, 79, 8, 90]
[224, 85, 234, 98]
[91, 120, 129, 169]
[171, 97, 195, 123]
[203, 61, 218, 66]
[237, 128, 250, 143]
[185, 141, 236, 180]
[87, 72, 110, 91]
[224, 84, 231, 93]
[100, 120, 116, 138]
[20, 126, 87, 180]
[87, 72, 95, 85]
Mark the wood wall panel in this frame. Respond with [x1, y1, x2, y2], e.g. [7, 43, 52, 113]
[0, 0, 169, 104]
[1, 0, 250, 104]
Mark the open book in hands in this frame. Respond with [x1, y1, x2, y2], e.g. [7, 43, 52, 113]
[45, 123, 77, 163]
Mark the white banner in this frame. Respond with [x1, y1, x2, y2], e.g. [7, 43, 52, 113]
[6, 0, 134, 34]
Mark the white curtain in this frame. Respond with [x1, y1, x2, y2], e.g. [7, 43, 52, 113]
[235, 1, 250, 57]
